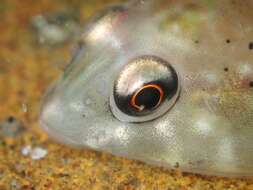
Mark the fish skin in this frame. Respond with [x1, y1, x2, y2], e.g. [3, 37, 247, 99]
[40, 0, 253, 177]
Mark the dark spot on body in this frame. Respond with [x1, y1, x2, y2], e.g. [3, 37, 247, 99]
[249, 42, 253, 50]
[249, 81, 253, 87]
[224, 67, 229, 72]
[226, 39, 231, 44]
[194, 40, 199, 44]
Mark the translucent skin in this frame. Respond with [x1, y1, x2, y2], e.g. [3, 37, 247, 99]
[40, 0, 253, 177]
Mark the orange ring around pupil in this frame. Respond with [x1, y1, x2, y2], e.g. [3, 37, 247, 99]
[130, 84, 164, 111]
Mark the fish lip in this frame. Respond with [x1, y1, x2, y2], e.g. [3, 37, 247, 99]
[39, 98, 61, 142]
[39, 108, 81, 147]
[39, 82, 56, 132]
[39, 82, 70, 145]
[39, 113, 52, 137]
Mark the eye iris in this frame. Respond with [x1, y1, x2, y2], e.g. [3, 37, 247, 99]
[131, 84, 164, 111]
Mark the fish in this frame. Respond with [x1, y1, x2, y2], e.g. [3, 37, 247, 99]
[40, 0, 253, 177]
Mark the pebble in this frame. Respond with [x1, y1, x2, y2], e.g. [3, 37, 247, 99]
[21, 146, 48, 160]
[31, 147, 48, 160]
[21, 145, 32, 156]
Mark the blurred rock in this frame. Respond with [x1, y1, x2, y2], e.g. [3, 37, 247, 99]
[0, 116, 25, 137]
[21, 145, 48, 160]
[31, 10, 81, 46]
[21, 145, 31, 156]
[30, 147, 48, 160]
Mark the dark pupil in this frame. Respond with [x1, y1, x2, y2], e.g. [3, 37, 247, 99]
[135, 87, 161, 110]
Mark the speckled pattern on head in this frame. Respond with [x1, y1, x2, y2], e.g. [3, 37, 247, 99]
[40, 0, 253, 177]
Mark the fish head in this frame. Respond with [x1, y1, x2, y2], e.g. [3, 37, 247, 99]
[40, 0, 253, 177]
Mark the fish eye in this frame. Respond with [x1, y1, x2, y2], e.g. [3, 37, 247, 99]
[110, 55, 180, 123]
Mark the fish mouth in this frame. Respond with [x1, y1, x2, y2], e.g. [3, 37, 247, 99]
[39, 88, 65, 144]
[39, 82, 75, 145]
[40, 100, 82, 146]
[40, 80, 90, 147]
